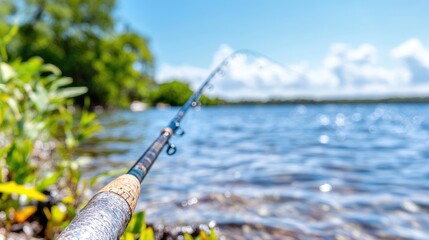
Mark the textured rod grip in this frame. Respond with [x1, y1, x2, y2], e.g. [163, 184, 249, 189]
[98, 174, 141, 212]
[57, 174, 141, 240]
[57, 192, 131, 240]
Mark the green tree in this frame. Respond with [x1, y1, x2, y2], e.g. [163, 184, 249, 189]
[149, 80, 222, 106]
[150, 80, 193, 106]
[0, 0, 154, 107]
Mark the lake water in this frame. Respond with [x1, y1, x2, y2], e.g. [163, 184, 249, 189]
[79, 104, 429, 239]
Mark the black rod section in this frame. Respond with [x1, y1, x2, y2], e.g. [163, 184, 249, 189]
[127, 50, 245, 183]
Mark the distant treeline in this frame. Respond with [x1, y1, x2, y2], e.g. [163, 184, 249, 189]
[218, 97, 429, 105]
[149, 80, 429, 106]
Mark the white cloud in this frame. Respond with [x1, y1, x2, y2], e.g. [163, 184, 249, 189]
[391, 39, 429, 84]
[211, 44, 234, 69]
[156, 39, 429, 100]
[392, 39, 429, 66]
[323, 43, 409, 88]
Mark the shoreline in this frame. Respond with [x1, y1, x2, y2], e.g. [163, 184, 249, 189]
[218, 96, 429, 105]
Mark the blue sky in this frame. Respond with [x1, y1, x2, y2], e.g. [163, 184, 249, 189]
[117, 1, 429, 99]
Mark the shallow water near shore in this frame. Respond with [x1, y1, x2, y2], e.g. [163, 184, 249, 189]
[79, 104, 429, 239]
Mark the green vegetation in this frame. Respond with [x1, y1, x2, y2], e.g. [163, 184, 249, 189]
[0, 26, 101, 238]
[0, 26, 218, 239]
[149, 80, 224, 106]
[122, 211, 217, 240]
[0, 0, 154, 107]
[0, 1, 223, 239]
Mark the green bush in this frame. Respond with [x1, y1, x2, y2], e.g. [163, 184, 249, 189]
[121, 211, 217, 240]
[149, 80, 223, 106]
[0, 24, 218, 240]
[0, 26, 101, 238]
[149, 80, 193, 106]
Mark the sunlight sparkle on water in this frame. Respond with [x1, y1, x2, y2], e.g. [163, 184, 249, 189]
[319, 183, 332, 192]
[319, 135, 330, 144]
[90, 104, 429, 239]
[335, 113, 346, 127]
[319, 114, 330, 126]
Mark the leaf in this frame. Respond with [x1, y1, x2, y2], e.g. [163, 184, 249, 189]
[42, 63, 62, 76]
[36, 172, 62, 191]
[51, 205, 66, 223]
[80, 110, 97, 126]
[50, 77, 73, 91]
[141, 227, 154, 240]
[199, 230, 209, 240]
[184, 233, 194, 240]
[126, 233, 136, 240]
[12, 88, 24, 100]
[209, 228, 217, 240]
[14, 206, 37, 223]
[65, 129, 77, 149]
[0, 83, 7, 92]
[0, 63, 16, 82]
[43, 207, 51, 220]
[2, 19, 19, 45]
[61, 196, 75, 204]
[58, 87, 88, 98]
[125, 211, 143, 234]
[0, 142, 11, 181]
[0, 182, 47, 201]
[121, 233, 135, 240]
[21, 57, 44, 76]
[33, 83, 50, 111]
[6, 97, 21, 120]
[0, 143, 12, 159]
[133, 211, 145, 234]
[25, 84, 44, 112]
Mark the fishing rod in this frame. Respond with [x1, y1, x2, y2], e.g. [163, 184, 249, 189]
[57, 50, 250, 239]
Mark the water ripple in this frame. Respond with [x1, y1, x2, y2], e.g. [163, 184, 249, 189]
[82, 104, 429, 239]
